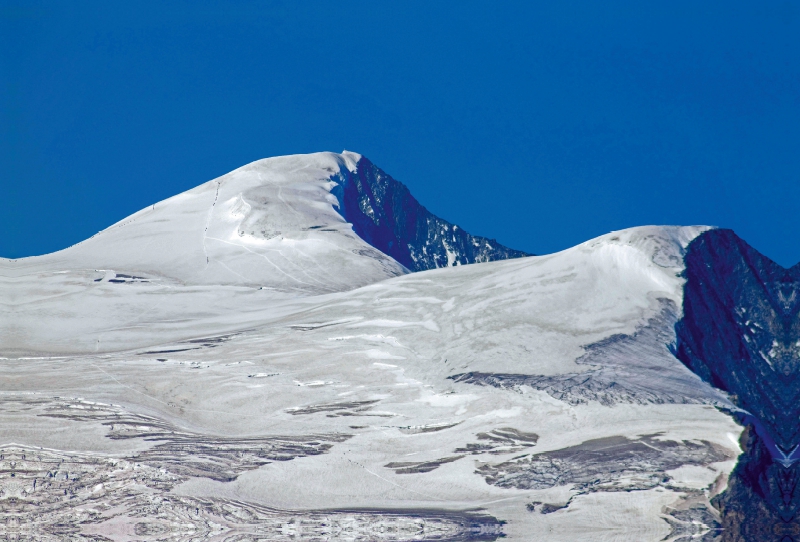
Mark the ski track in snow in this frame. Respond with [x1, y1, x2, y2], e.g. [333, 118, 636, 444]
[202, 180, 222, 266]
[205, 236, 318, 288]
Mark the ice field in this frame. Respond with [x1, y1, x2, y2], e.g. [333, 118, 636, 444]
[0, 152, 746, 540]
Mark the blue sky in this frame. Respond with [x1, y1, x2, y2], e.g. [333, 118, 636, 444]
[2, 1, 799, 265]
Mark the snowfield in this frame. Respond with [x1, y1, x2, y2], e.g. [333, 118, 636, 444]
[0, 152, 741, 541]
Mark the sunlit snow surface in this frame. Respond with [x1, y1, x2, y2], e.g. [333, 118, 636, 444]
[0, 153, 742, 541]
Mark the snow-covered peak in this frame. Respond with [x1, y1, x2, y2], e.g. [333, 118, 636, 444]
[340, 150, 362, 172]
[4, 150, 531, 291]
[7, 152, 406, 294]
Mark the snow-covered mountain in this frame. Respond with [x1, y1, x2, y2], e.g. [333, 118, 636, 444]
[1, 151, 527, 291]
[0, 151, 784, 540]
[0, 152, 528, 356]
[3, 152, 406, 294]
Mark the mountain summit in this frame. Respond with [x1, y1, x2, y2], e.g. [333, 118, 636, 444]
[0, 151, 530, 354]
[4, 151, 528, 291]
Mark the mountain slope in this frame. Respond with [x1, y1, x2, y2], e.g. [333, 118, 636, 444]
[0, 225, 742, 542]
[0, 151, 751, 540]
[2, 151, 529, 291]
[0, 151, 530, 355]
[4, 152, 404, 294]
[673, 229, 800, 537]
[337, 154, 531, 271]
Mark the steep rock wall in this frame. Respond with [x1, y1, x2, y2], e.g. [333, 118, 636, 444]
[675, 229, 800, 540]
[336, 156, 530, 271]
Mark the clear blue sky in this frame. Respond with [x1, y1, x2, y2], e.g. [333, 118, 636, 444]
[2, 1, 799, 265]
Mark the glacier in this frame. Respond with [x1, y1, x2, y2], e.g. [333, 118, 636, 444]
[0, 151, 788, 541]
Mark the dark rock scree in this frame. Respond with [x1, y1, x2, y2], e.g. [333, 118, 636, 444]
[674, 229, 800, 541]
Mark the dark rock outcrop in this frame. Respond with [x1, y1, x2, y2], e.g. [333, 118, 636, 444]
[336, 156, 530, 271]
[675, 229, 800, 540]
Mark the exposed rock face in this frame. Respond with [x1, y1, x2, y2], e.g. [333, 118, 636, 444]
[714, 427, 797, 542]
[674, 229, 800, 540]
[336, 155, 530, 271]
